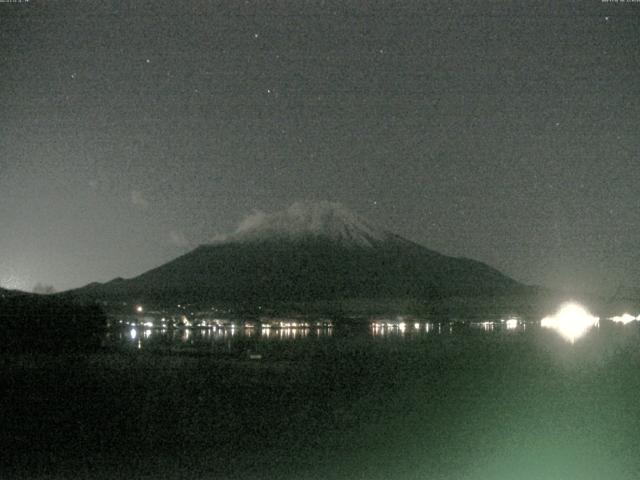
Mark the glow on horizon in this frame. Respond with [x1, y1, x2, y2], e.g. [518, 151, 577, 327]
[610, 313, 638, 325]
[541, 303, 599, 343]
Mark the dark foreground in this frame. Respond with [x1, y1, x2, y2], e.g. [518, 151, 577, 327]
[2, 324, 640, 480]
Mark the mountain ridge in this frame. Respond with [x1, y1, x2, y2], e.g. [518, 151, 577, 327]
[65, 202, 522, 308]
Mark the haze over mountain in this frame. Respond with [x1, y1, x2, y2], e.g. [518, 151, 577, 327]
[67, 202, 522, 307]
[211, 202, 396, 247]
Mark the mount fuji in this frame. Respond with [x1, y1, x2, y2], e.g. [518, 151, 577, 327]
[67, 202, 522, 307]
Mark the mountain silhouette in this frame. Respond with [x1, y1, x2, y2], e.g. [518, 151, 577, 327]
[67, 202, 521, 306]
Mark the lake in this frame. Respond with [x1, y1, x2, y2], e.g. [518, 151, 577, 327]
[105, 316, 529, 354]
[2, 306, 640, 479]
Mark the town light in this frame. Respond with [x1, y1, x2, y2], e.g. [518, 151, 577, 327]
[610, 313, 637, 325]
[541, 303, 599, 343]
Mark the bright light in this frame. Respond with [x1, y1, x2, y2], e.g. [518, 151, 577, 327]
[129, 328, 137, 340]
[505, 318, 518, 330]
[478, 321, 494, 331]
[135, 305, 143, 313]
[540, 303, 599, 342]
[610, 313, 637, 325]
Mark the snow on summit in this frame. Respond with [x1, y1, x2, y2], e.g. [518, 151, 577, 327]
[213, 201, 393, 247]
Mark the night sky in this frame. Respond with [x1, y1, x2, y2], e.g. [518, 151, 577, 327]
[1, 0, 639, 293]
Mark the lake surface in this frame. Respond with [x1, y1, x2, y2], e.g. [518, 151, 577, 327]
[106, 318, 526, 353]
[3, 308, 640, 479]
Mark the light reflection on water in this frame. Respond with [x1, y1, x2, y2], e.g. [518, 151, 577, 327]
[474, 321, 495, 332]
[370, 320, 466, 337]
[118, 318, 531, 349]
[116, 323, 334, 348]
[112, 307, 639, 350]
[369, 317, 539, 338]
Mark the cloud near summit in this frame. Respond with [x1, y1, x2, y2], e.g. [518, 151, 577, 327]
[236, 210, 269, 234]
[209, 201, 388, 246]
